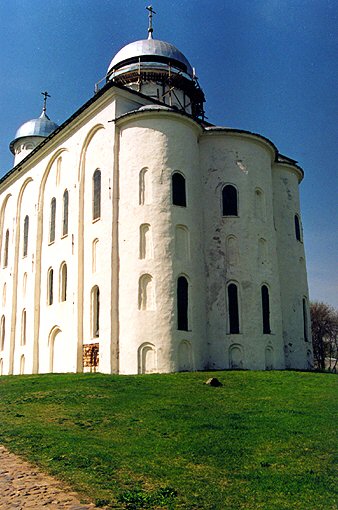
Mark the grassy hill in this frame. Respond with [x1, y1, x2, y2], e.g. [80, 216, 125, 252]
[0, 371, 337, 509]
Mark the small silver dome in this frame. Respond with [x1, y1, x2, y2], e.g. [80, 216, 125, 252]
[10, 111, 59, 154]
[107, 38, 193, 77]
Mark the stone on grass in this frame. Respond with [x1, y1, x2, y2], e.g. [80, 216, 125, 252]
[205, 377, 222, 387]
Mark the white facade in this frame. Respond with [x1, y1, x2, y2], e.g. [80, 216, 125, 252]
[0, 33, 313, 376]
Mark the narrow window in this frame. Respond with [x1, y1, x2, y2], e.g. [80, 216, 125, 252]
[49, 198, 56, 243]
[261, 285, 271, 334]
[23, 215, 29, 257]
[62, 189, 69, 236]
[47, 268, 54, 305]
[139, 224, 153, 259]
[3, 230, 9, 268]
[138, 274, 154, 310]
[92, 238, 99, 272]
[303, 297, 308, 342]
[254, 188, 266, 221]
[175, 225, 189, 261]
[295, 214, 301, 241]
[222, 185, 238, 216]
[227, 283, 240, 334]
[0, 315, 5, 351]
[60, 263, 67, 302]
[20, 355, 25, 375]
[91, 286, 100, 337]
[93, 169, 101, 221]
[177, 276, 189, 331]
[21, 310, 26, 346]
[139, 168, 151, 205]
[172, 173, 186, 207]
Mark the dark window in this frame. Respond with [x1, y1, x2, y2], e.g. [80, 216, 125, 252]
[23, 215, 29, 257]
[62, 190, 69, 236]
[93, 170, 101, 220]
[60, 263, 67, 302]
[261, 285, 271, 334]
[172, 173, 186, 207]
[50, 198, 56, 243]
[228, 283, 240, 333]
[177, 276, 188, 330]
[0, 315, 5, 350]
[47, 268, 53, 305]
[3, 230, 9, 268]
[295, 214, 301, 241]
[92, 286, 100, 337]
[222, 185, 238, 216]
[303, 298, 308, 341]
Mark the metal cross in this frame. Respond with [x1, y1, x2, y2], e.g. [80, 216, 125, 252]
[41, 91, 51, 113]
[146, 5, 156, 39]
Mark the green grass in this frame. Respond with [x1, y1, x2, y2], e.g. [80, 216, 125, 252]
[0, 371, 337, 509]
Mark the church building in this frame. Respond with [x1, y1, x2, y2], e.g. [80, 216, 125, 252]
[0, 10, 312, 375]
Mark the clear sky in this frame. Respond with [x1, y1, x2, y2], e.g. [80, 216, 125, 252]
[0, 0, 337, 307]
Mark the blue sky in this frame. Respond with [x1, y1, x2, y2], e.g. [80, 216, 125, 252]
[0, 0, 337, 307]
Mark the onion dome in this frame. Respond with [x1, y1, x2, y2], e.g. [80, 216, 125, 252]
[106, 6, 205, 120]
[107, 38, 193, 78]
[10, 110, 59, 155]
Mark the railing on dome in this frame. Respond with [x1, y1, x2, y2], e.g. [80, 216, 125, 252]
[94, 58, 205, 121]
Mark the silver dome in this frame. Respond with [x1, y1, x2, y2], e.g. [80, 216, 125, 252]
[10, 111, 59, 154]
[107, 38, 193, 77]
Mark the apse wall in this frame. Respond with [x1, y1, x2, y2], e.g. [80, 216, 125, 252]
[272, 162, 312, 369]
[116, 109, 206, 374]
[200, 130, 284, 370]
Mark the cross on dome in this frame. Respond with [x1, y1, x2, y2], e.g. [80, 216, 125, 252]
[146, 5, 156, 39]
[41, 91, 51, 114]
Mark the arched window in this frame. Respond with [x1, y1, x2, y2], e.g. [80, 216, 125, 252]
[60, 263, 67, 302]
[0, 315, 5, 351]
[261, 285, 271, 334]
[21, 309, 26, 346]
[93, 169, 101, 221]
[138, 274, 155, 310]
[3, 229, 9, 268]
[47, 268, 54, 305]
[254, 188, 266, 221]
[20, 355, 25, 375]
[23, 215, 29, 257]
[227, 283, 240, 334]
[139, 224, 153, 259]
[222, 185, 238, 216]
[172, 172, 186, 207]
[175, 225, 189, 261]
[92, 238, 99, 272]
[303, 297, 308, 342]
[177, 276, 189, 331]
[91, 286, 100, 337]
[62, 189, 69, 236]
[49, 197, 56, 243]
[295, 214, 301, 241]
[139, 167, 151, 205]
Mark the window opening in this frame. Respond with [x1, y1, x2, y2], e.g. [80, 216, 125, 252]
[228, 283, 240, 333]
[172, 173, 186, 207]
[295, 214, 301, 241]
[49, 198, 56, 243]
[222, 185, 238, 216]
[93, 170, 101, 221]
[60, 263, 67, 302]
[261, 285, 271, 334]
[177, 276, 189, 330]
[3, 230, 9, 268]
[23, 215, 29, 257]
[62, 189, 69, 236]
[92, 286, 100, 337]
[47, 268, 54, 305]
